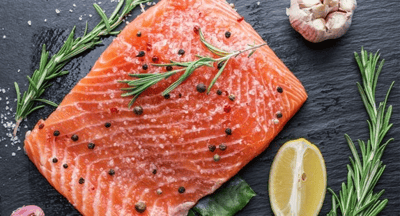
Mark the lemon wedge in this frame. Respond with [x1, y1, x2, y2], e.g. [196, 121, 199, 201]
[269, 138, 326, 216]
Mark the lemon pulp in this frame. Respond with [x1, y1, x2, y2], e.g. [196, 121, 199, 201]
[269, 138, 326, 216]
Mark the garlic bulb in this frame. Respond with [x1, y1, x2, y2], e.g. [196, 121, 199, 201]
[287, 0, 357, 43]
[11, 205, 45, 216]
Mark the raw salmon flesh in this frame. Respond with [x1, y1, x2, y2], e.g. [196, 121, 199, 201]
[24, 0, 307, 215]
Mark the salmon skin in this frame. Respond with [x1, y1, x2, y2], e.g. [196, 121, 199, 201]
[24, 0, 307, 215]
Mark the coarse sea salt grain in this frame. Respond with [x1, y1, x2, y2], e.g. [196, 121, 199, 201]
[1, 88, 24, 155]
[3, 35, 5, 39]
[27, 20, 32, 26]
[55, 9, 60, 14]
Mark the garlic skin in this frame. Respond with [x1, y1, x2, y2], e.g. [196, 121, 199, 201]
[11, 205, 45, 216]
[287, 0, 357, 43]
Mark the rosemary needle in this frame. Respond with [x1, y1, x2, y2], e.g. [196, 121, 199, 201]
[119, 28, 267, 107]
[13, 0, 151, 135]
[328, 48, 394, 216]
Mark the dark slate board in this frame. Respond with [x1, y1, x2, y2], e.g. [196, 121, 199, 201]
[0, 0, 399, 215]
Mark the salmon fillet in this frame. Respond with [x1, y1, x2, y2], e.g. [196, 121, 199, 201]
[24, 0, 307, 215]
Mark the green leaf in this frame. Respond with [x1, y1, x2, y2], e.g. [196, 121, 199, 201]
[25, 105, 45, 116]
[110, 0, 125, 20]
[26, 75, 39, 93]
[34, 98, 58, 107]
[191, 177, 256, 216]
[198, 28, 230, 57]
[93, 4, 111, 33]
[345, 134, 362, 174]
[14, 82, 21, 105]
[207, 59, 229, 94]
[83, 21, 89, 37]
[187, 210, 197, 216]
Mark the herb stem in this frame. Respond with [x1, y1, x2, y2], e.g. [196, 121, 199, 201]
[328, 48, 394, 216]
[120, 28, 266, 106]
[13, 0, 150, 136]
[214, 43, 267, 62]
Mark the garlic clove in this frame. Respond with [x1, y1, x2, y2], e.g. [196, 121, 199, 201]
[298, 0, 321, 8]
[340, 0, 357, 12]
[326, 11, 350, 38]
[311, 3, 329, 19]
[324, 0, 339, 11]
[313, 18, 327, 31]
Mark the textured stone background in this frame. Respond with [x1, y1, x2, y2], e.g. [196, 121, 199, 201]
[0, 0, 399, 215]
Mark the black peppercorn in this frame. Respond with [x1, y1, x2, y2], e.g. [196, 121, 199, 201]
[208, 145, 216, 152]
[178, 93, 182, 98]
[277, 86, 283, 93]
[152, 56, 159, 62]
[225, 128, 232, 135]
[217, 61, 225, 69]
[217, 89, 222, 95]
[219, 144, 227, 151]
[225, 31, 231, 38]
[71, 134, 79, 141]
[134, 106, 143, 115]
[178, 49, 185, 55]
[276, 111, 283, 119]
[136, 51, 145, 57]
[142, 64, 148, 70]
[79, 177, 85, 184]
[196, 83, 206, 93]
[53, 130, 60, 136]
[63, 164, 68, 169]
[166, 66, 173, 71]
[38, 124, 44, 129]
[164, 94, 170, 99]
[178, 186, 186, 193]
[228, 94, 236, 101]
[108, 169, 115, 176]
[137, 31, 142, 37]
[135, 202, 146, 213]
[52, 158, 58, 163]
[88, 143, 95, 149]
[152, 169, 157, 174]
[105, 122, 111, 128]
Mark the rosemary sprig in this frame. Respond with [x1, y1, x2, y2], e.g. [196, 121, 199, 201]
[328, 48, 394, 216]
[119, 28, 267, 107]
[13, 0, 151, 135]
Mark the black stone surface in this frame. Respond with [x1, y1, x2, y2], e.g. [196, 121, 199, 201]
[1, 0, 400, 215]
